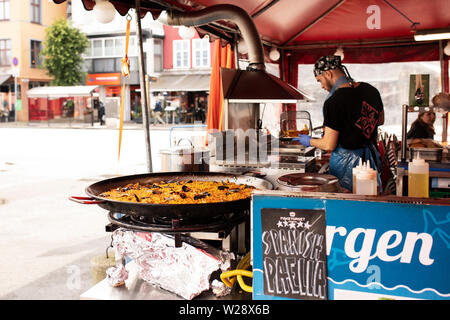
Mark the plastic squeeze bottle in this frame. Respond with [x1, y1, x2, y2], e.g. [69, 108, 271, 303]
[355, 161, 378, 196]
[352, 158, 364, 194]
[408, 157, 429, 198]
[367, 165, 378, 195]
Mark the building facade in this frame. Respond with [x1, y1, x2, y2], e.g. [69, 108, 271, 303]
[151, 25, 213, 124]
[72, 1, 214, 124]
[71, 1, 164, 123]
[0, 0, 68, 122]
[11, 1, 215, 125]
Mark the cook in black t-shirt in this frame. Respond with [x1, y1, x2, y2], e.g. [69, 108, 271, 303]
[296, 55, 384, 191]
[323, 82, 384, 149]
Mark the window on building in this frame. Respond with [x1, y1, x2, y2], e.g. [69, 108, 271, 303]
[153, 39, 163, 72]
[0, 39, 11, 66]
[92, 39, 103, 57]
[84, 43, 91, 57]
[0, 0, 10, 21]
[85, 36, 138, 58]
[114, 38, 124, 56]
[173, 39, 190, 68]
[66, 0, 72, 20]
[83, 59, 92, 73]
[30, 0, 41, 24]
[129, 56, 138, 72]
[30, 40, 42, 67]
[129, 37, 137, 56]
[104, 39, 114, 56]
[93, 58, 115, 73]
[192, 38, 210, 68]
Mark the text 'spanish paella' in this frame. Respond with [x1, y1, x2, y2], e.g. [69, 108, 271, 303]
[99, 180, 256, 204]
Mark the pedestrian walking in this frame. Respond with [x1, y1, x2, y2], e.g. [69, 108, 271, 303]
[153, 100, 165, 124]
[98, 101, 105, 125]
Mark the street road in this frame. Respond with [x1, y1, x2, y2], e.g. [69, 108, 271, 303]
[0, 124, 206, 299]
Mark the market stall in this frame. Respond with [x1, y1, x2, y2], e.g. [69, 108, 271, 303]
[60, 0, 449, 301]
[27, 85, 99, 123]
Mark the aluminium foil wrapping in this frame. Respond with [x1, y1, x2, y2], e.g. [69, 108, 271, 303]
[106, 228, 233, 300]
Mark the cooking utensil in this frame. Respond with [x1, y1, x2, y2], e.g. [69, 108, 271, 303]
[70, 172, 273, 219]
[160, 138, 210, 172]
[280, 110, 313, 136]
[277, 173, 339, 192]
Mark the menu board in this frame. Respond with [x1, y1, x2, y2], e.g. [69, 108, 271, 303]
[261, 208, 328, 300]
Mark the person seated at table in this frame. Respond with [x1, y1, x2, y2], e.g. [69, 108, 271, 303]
[184, 103, 194, 123]
[195, 99, 206, 123]
[406, 110, 435, 140]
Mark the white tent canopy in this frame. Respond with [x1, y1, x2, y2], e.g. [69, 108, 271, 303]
[27, 85, 99, 98]
[149, 74, 210, 92]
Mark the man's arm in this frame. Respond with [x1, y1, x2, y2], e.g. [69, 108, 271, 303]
[310, 126, 339, 152]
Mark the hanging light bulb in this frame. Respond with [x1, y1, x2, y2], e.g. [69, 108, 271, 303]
[334, 46, 344, 61]
[178, 26, 196, 39]
[269, 47, 280, 61]
[157, 11, 169, 24]
[444, 41, 450, 56]
[93, 0, 116, 24]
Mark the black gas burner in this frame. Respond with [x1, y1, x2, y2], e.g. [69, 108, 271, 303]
[107, 210, 249, 248]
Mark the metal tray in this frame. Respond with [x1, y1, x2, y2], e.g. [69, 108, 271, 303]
[409, 147, 443, 162]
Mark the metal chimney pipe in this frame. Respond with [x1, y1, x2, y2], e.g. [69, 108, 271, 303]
[160, 4, 265, 71]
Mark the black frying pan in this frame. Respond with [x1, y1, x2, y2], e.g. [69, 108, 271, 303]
[70, 172, 273, 219]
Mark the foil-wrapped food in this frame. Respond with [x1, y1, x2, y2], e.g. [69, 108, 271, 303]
[106, 228, 233, 300]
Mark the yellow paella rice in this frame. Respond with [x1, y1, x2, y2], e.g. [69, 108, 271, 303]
[98, 180, 255, 204]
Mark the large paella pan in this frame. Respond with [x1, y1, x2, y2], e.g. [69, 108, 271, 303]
[70, 172, 273, 219]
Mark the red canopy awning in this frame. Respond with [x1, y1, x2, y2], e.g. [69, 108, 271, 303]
[55, 0, 450, 46]
[53, 0, 450, 90]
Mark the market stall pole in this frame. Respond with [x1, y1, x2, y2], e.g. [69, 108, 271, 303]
[135, 0, 153, 172]
[438, 40, 449, 144]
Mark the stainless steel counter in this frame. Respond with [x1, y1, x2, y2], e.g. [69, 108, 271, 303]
[80, 261, 250, 300]
[209, 162, 315, 190]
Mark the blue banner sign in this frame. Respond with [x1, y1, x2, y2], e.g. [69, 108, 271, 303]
[252, 194, 450, 300]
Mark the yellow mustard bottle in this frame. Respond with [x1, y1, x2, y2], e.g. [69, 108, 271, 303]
[408, 157, 429, 198]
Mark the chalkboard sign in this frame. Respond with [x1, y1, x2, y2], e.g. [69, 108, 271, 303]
[261, 208, 328, 300]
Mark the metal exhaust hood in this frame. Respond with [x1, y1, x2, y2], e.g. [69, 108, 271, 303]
[221, 67, 314, 103]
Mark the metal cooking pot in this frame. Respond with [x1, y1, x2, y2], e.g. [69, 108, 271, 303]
[277, 173, 339, 192]
[160, 138, 210, 172]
